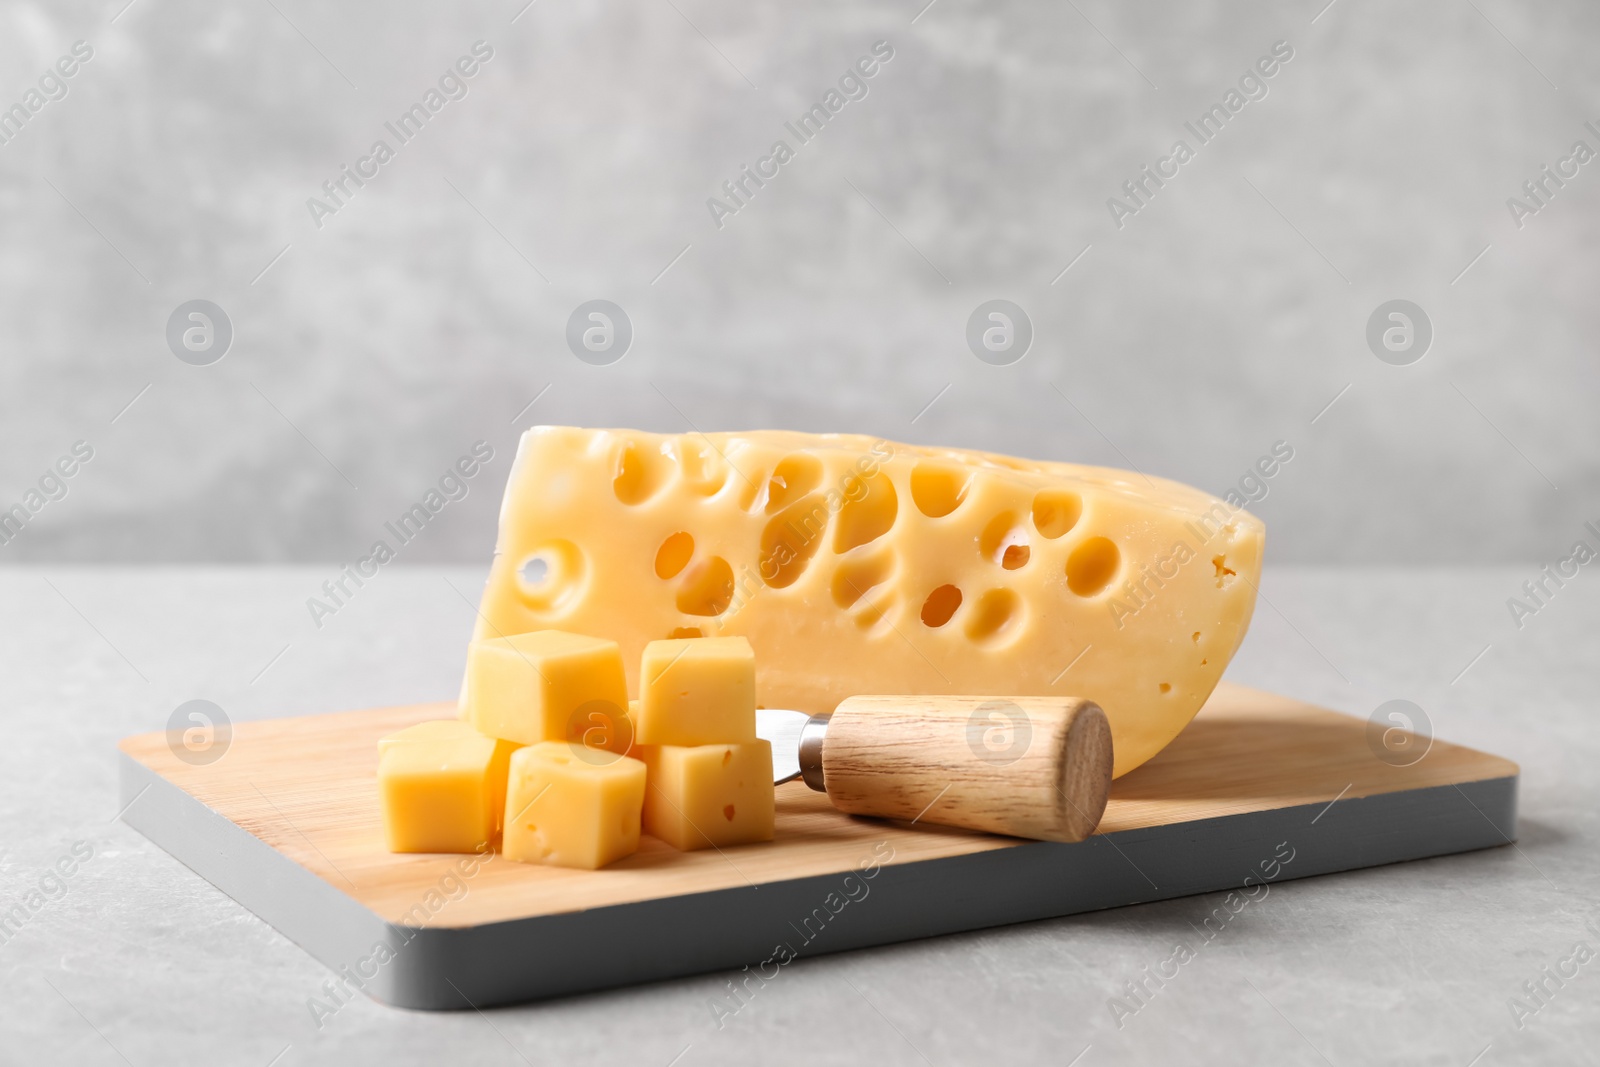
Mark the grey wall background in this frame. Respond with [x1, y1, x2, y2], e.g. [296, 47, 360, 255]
[1, 0, 1595, 565]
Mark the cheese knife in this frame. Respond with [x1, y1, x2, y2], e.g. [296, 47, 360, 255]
[756, 695, 1113, 843]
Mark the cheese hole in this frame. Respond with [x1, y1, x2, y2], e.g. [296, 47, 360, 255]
[833, 471, 898, 553]
[723, 804, 736, 821]
[761, 493, 828, 588]
[676, 440, 728, 496]
[655, 532, 694, 580]
[765, 454, 824, 514]
[1031, 490, 1083, 539]
[910, 462, 971, 518]
[854, 593, 897, 633]
[1066, 537, 1120, 597]
[980, 512, 1031, 571]
[964, 588, 1022, 645]
[920, 584, 963, 628]
[722, 749, 732, 765]
[613, 440, 672, 505]
[669, 627, 703, 639]
[515, 540, 585, 612]
[1212, 555, 1237, 587]
[832, 549, 894, 609]
[1159, 682, 1172, 694]
[1192, 631, 1201, 643]
[676, 556, 735, 616]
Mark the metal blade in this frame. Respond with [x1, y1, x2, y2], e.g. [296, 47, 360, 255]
[756, 708, 811, 784]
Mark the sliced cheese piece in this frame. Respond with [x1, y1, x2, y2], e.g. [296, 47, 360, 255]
[638, 741, 775, 850]
[636, 636, 757, 746]
[466, 629, 628, 747]
[378, 720, 517, 853]
[470, 427, 1264, 777]
[502, 742, 647, 869]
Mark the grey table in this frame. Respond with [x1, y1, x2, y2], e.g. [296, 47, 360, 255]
[1, 566, 1594, 1066]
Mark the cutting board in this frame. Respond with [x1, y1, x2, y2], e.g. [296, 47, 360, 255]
[117, 682, 1518, 1010]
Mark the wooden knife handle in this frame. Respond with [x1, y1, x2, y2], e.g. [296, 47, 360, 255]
[820, 695, 1113, 843]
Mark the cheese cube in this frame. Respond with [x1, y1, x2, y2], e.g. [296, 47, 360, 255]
[502, 742, 647, 869]
[639, 740, 775, 851]
[635, 637, 756, 746]
[378, 720, 517, 853]
[466, 630, 628, 746]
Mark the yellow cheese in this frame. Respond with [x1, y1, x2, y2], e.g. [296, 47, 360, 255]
[470, 427, 1263, 777]
[638, 741, 775, 850]
[502, 742, 647, 869]
[572, 695, 635, 757]
[378, 720, 517, 853]
[636, 636, 757, 746]
[465, 629, 628, 747]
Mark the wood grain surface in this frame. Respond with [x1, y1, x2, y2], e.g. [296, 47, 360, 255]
[117, 682, 1518, 929]
[821, 695, 1113, 842]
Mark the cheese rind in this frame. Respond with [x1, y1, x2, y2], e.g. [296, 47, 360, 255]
[466, 629, 628, 747]
[378, 720, 516, 853]
[638, 741, 775, 850]
[636, 636, 757, 746]
[502, 742, 647, 869]
[471, 428, 1264, 777]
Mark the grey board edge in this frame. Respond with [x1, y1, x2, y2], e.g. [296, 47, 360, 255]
[118, 751, 1518, 1012]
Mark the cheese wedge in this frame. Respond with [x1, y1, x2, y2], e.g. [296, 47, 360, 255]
[467, 427, 1263, 777]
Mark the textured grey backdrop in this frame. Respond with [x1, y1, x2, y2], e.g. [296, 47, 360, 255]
[1, 0, 1596, 564]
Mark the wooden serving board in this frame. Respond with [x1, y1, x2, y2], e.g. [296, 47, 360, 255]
[117, 683, 1518, 1010]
